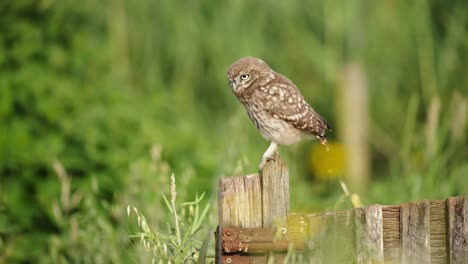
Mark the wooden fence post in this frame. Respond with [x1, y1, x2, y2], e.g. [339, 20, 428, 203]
[216, 156, 289, 263]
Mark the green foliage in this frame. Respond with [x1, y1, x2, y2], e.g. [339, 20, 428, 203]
[0, 0, 467, 262]
[0, 1, 147, 262]
[48, 161, 124, 263]
[128, 174, 212, 263]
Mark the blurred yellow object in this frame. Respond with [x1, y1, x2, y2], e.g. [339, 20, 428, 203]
[287, 213, 323, 241]
[287, 213, 308, 241]
[309, 141, 346, 180]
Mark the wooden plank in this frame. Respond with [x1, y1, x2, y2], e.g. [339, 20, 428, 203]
[355, 204, 384, 263]
[382, 205, 401, 262]
[306, 211, 333, 264]
[303, 209, 354, 263]
[430, 200, 447, 264]
[218, 174, 262, 228]
[260, 155, 289, 228]
[287, 213, 308, 242]
[447, 196, 467, 264]
[333, 209, 355, 263]
[401, 200, 431, 264]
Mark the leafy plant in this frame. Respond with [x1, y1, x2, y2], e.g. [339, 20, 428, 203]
[128, 174, 212, 263]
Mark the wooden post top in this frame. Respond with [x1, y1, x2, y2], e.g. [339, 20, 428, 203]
[218, 155, 290, 229]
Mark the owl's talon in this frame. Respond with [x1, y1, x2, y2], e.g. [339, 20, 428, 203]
[258, 156, 275, 171]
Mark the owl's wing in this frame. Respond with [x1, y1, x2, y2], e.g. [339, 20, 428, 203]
[261, 79, 331, 141]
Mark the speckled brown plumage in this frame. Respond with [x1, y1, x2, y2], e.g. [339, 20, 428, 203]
[227, 57, 331, 170]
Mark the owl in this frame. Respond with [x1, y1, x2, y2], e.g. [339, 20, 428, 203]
[227, 57, 331, 170]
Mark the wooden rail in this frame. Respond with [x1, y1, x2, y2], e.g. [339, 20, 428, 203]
[216, 157, 467, 264]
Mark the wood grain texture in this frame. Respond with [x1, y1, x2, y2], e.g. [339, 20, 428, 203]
[302, 210, 355, 263]
[430, 200, 447, 264]
[217, 174, 262, 264]
[333, 209, 355, 263]
[355, 205, 384, 263]
[447, 196, 467, 264]
[382, 205, 400, 263]
[287, 213, 308, 242]
[217, 157, 466, 264]
[218, 174, 262, 228]
[217, 157, 290, 263]
[401, 200, 431, 264]
[306, 212, 330, 263]
[260, 155, 289, 228]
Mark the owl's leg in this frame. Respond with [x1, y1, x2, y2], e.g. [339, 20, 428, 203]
[259, 142, 278, 171]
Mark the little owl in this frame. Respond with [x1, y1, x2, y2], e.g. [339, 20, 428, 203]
[227, 57, 331, 170]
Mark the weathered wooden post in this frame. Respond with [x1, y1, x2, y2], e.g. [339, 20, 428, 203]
[215, 154, 467, 263]
[216, 155, 289, 263]
[447, 197, 468, 264]
[304, 198, 467, 264]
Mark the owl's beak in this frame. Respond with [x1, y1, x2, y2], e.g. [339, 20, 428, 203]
[229, 80, 234, 88]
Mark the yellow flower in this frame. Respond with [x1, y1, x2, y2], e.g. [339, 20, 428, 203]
[309, 141, 345, 180]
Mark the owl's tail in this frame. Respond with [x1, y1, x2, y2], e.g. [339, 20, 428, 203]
[316, 135, 330, 152]
[318, 114, 332, 131]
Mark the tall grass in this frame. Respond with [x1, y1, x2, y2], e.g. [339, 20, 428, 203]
[127, 174, 212, 263]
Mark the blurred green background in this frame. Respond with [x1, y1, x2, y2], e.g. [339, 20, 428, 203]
[1, 0, 467, 262]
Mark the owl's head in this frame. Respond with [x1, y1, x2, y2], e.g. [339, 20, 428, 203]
[227, 57, 273, 95]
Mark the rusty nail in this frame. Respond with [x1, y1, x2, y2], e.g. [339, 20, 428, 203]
[225, 230, 232, 236]
[226, 257, 232, 263]
[249, 230, 255, 236]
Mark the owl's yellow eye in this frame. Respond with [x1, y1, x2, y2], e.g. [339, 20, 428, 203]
[240, 74, 250, 80]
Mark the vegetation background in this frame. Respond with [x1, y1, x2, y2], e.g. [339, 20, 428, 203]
[1, 0, 467, 262]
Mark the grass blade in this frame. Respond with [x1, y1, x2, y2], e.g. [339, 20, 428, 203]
[197, 230, 212, 264]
